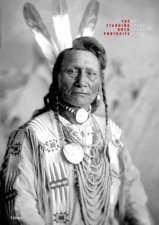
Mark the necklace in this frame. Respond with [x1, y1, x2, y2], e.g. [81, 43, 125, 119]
[59, 101, 91, 124]
[60, 116, 100, 164]
[72, 123, 111, 225]
[63, 143, 84, 164]
[54, 111, 111, 225]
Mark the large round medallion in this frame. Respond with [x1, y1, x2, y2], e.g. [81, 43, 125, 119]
[76, 108, 89, 123]
[63, 143, 84, 164]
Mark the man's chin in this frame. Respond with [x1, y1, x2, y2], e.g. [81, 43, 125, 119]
[64, 100, 91, 110]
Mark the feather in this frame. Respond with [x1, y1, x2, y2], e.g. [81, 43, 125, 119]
[77, 0, 99, 37]
[51, 0, 72, 51]
[23, 2, 58, 66]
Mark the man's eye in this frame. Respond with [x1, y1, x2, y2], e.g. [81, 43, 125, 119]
[87, 71, 97, 77]
[67, 68, 78, 76]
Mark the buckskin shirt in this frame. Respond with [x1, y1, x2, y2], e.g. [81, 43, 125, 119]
[0, 110, 152, 225]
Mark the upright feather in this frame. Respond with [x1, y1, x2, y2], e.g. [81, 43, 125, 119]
[77, 0, 99, 37]
[51, 0, 72, 51]
[23, 2, 59, 66]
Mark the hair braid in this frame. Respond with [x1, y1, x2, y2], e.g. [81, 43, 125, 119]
[100, 71, 111, 163]
[100, 71, 108, 126]
[53, 95, 60, 126]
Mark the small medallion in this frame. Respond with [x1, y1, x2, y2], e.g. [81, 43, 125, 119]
[76, 108, 89, 123]
[63, 143, 84, 164]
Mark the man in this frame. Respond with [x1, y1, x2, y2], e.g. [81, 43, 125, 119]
[0, 37, 152, 225]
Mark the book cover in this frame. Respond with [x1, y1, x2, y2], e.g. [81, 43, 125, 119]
[0, 0, 158, 224]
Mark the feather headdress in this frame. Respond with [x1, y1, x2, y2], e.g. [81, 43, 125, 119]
[23, 0, 99, 69]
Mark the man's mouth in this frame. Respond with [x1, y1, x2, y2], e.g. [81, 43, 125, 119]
[72, 92, 90, 96]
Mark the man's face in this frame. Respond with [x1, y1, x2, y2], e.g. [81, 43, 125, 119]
[57, 50, 101, 110]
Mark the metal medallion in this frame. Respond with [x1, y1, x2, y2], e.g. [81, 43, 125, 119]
[63, 143, 84, 164]
[76, 108, 89, 123]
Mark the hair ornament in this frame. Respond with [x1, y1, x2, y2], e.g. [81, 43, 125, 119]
[23, 0, 99, 69]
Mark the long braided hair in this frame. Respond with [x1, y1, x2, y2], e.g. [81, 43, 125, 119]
[33, 36, 108, 126]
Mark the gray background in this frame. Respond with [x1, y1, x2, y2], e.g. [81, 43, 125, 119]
[0, 0, 159, 224]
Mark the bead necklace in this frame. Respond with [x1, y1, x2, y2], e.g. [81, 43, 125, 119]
[58, 114, 111, 225]
[74, 145, 111, 225]
[60, 115, 101, 164]
[58, 101, 91, 124]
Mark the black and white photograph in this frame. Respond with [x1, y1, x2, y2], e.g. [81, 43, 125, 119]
[0, 0, 159, 224]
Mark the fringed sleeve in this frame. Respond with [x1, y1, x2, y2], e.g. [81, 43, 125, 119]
[118, 133, 153, 225]
[0, 125, 46, 225]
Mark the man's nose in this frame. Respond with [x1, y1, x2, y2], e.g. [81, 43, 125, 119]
[74, 70, 87, 87]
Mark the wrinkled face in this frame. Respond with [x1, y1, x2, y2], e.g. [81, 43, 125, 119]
[57, 50, 101, 109]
